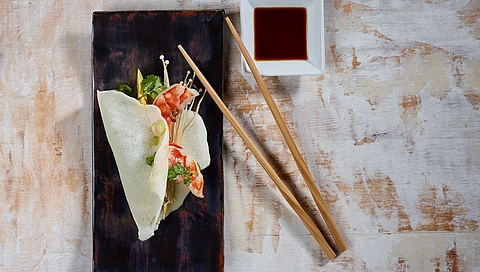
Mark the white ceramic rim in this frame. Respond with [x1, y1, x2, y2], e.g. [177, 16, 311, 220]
[240, 0, 325, 76]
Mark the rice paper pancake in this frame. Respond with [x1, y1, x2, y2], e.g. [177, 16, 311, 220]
[162, 110, 210, 218]
[97, 90, 169, 241]
[178, 110, 210, 170]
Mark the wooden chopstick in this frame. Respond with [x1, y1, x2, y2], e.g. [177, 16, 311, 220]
[225, 17, 347, 252]
[178, 45, 336, 259]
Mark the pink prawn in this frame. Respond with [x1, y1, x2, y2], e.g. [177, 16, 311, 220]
[168, 141, 204, 198]
[152, 82, 204, 198]
[152, 83, 198, 131]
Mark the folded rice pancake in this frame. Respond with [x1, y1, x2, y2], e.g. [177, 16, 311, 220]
[162, 110, 210, 218]
[163, 182, 191, 218]
[97, 90, 169, 241]
[179, 110, 210, 170]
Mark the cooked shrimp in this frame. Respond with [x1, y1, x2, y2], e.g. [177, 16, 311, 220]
[167, 141, 204, 198]
[153, 83, 198, 131]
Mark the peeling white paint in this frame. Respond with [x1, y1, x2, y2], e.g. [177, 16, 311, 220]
[0, 0, 479, 271]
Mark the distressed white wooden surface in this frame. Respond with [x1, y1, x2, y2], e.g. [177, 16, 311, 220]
[1, 0, 479, 271]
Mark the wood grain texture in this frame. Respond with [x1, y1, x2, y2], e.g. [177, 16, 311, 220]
[0, 0, 479, 271]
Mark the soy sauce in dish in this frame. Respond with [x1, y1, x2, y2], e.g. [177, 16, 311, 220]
[253, 7, 308, 61]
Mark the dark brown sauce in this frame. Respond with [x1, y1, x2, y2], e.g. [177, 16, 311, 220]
[253, 7, 308, 61]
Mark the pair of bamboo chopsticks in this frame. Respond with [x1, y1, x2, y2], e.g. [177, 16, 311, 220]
[225, 18, 347, 253]
[177, 17, 346, 259]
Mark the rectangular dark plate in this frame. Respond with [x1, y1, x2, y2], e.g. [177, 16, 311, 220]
[92, 10, 224, 272]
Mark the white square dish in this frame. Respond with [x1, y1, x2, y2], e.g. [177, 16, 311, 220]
[240, 0, 325, 76]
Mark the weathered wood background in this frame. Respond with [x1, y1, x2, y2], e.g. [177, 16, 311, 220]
[1, 0, 479, 271]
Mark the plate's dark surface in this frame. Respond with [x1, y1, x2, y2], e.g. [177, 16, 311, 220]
[92, 10, 224, 272]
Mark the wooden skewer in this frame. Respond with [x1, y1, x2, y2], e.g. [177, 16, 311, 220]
[225, 17, 347, 252]
[178, 45, 336, 259]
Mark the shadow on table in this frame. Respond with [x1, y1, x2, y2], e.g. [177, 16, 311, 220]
[57, 31, 93, 271]
[221, 11, 343, 264]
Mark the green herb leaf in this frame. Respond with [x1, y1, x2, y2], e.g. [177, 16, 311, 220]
[141, 74, 166, 101]
[146, 152, 156, 166]
[183, 176, 192, 187]
[118, 83, 137, 98]
[167, 163, 193, 186]
[141, 75, 159, 92]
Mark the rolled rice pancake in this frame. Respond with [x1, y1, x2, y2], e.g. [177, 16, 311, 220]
[161, 110, 211, 218]
[97, 90, 210, 240]
[97, 90, 169, 240]
[178, 110, 210, 170]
